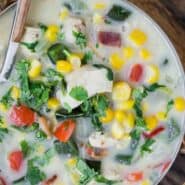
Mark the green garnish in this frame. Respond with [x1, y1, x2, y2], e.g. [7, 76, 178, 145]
[107, 5, 131, 21]
[54, 139, 78, 156]
[93, 64, 114, 81]
[166, 99, 174, 116]
[81, 51, 93, 65]
[144, 83, 166, 92]
[115, 154, 133, 165]
[38, 23, 48, 33]
[69, 86, 88, 101]
[0, 128, 8, 143]
[0, 87, 14, 109]
[163, 58, 169, 65]
[141, 139, 155, 155]
[20, 140, 31, 157]
[73, 31, 87, 49]
[26, 161, 46, 185]
[20, 41, 38, 52]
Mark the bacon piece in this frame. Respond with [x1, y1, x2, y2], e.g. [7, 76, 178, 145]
[98, 31, 122, 47]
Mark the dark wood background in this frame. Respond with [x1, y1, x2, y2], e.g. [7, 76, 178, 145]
[128, 0, 185, 185]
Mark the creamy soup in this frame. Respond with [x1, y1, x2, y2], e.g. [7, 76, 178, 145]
[0, 0, 185, 185]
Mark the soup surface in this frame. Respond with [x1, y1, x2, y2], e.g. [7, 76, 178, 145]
[0, 0, 185, 185]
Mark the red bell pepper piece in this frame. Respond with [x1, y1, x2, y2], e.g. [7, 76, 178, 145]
[143, 126, 165, 139]
[129, 64, 143, 82]
[126, 171, 143, 182]
[8, 150, 23, 171]
[9, 105, 36, 127]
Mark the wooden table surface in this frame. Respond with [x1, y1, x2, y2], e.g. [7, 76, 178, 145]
[0, 0, 185, 184]
[128, 1, 185, 185]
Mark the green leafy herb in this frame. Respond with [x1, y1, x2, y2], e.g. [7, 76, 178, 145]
[35, 130, 47, 140]
[93, 64, 114, 81]
[163, 58, 169, 65]
[20, 41, 38, 52]
[38, 23, 48, 33]
[70, 86, 88, 101]
[141, 139, 155, 155]
[54, 139, 78, 156]
[107, 5, 131, 21]
[63, 3, 72, 10]
[16, 60, 50, 111]
[81, 51, 93, 65]
[167, 118, 180, 142]
[95, 175, 119, 185]
[58, 32, 65, 41]
[13, 176, 26, 184]
[73, 31, 87, 49]
[0, 87, 14, 109]
[20, 140, 31, 157]
[166, 99, 174, 115]
[144, 83, 166, 92]
[30, 148, 55, 167]
[115, 154, 133, 165]
[26, 161, 46, 185]
[0, 128, 8, 143]
[47, 43, 69, 64]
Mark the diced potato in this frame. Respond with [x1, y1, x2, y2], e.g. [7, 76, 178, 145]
[129, 29, 147, 46]
[111, 122, 125, 140]
[68, 55, 81, 69]
[109, 53, 125, 70]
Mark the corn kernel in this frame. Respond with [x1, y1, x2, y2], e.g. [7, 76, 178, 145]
[116, 99, 135, 111]
[111, 122, 125, 140]
[93, 13, 104, 24]
[114, 110, 126, 123]
[68, 54, 81, 69]
[123, 46, 134, 59]
[100, 108, 114, 123]
[147, 64, 160, 84]
[109, 53, 125, 70]
[123, 112, 135, 132]
[28, 59, 42, 79]
[67, 158, 77, 167]
[174, 97, 185, 112]
[145, 115, 158, 130]
[140, 48, 152, 61]
[112, 82, 131, 102]
[56, 60, 73, 74]
[141, 179, 151, 185]
[47, 98, 60, 110]
[11, 86, 20, 100]
[94, 3, 106, 10]
[0, 103, 7, 112]
[60, 7, 69, 21]
[142, 102, 149, 112]
[45, 25, 60, 42]
[156, 112, 167, 121]
[129, 29, 147, 46]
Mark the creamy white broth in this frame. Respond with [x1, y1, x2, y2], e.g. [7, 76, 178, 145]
[0, 0, 185, 185]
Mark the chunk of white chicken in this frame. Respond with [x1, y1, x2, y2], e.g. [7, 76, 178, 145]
[89, 132, 116, 149]
[20, 27, 41, 57]
[57, 65, 113, 109]
[62, 17, 86, 46]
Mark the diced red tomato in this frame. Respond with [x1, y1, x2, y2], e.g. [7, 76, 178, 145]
[9, 105, 36, 126]
[129, 64, 143, 82]
[8, 150, 23, 171]
[0, 176, 6, 185]
[42, 175, 58, 185]
[54, 120, 76, 142]
[126, 171, 143, 182]
[143, 126, 165, 139]
[98, 31, 122, 47]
